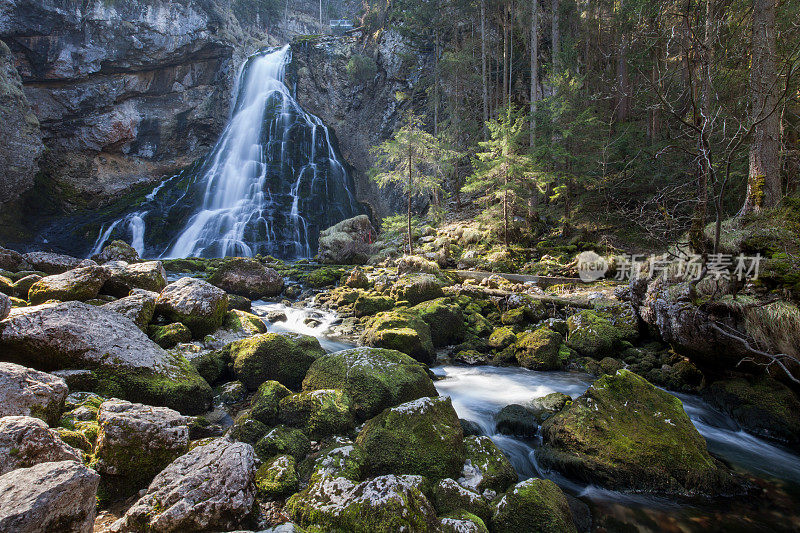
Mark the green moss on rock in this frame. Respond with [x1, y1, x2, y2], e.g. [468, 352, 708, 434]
[251, 380, 293, 426]
[491, 478, 577, 533]
[362, 311, 435, 365]
[279, 389, 355, 440]
[356, 396, 465, 481]
[148, 322, 192, 349]
[565, 305, 639, 358]
[539, 370, 740, 496]
[432, 478, 492, 524]
[256, 455, 300, 498]
[408, 297, 465, 347]
[353, 293, 395, 318]
[488, 327, 517, 350]
[302, 347, 437, 421]
[462, 435, 518, 493]
[256, 424, 311, 461]
[390, 273, 444, 305]
[228, 332, 325, 390]
[515, 327, 567, 370]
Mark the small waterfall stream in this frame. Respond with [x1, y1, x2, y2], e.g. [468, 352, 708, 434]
[82, 45, 363, 260]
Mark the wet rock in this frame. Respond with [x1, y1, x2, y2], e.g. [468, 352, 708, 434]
[28, 265, 110, 304]
[93, 399, 189, 497]
[286, 474, 439, 532]
[265, 310, 288, 322]
[0, 416, 81, 475]
[227, 332, 325, 390]
[0, 301, 212, 414]
[302, 347, 437, 421]
[491, 478, 577, 533]
[703, 376, 800, 448]
[227, 293, 252, 311]
[539, 369, 741, 496]
[102, 261, 167, 297]
[460, 419, 483, 436]
[525, 392, 571, 424]
[209, 258, 284, 298]
[357, 396, 465, 480]
[0, 460, 99, 533]
[111, 438, 256, 533]
[495, 404, 537, 437]
[216, 380, 248, 405]
[0, 362, 67, 425]
[102, 289, 157, 330]
[459, 435, 517, 494]
[439, 512, 489, 533]
[92, 240, 140, 264]
[317, 215, 375, 265]
[566, 305, 639, 358]
[155, 277, 228, 337]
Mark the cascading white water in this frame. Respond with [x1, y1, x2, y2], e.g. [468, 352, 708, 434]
[84, 44, 362, 260]
[163, 44, 357, 259]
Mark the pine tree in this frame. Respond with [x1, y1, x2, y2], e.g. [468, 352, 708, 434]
[370, 112, 456, 254]
[463, 105, 531, 248]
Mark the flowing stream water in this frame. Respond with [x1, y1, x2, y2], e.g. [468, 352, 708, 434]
[78, 45, 363, 259]
[257, 303, 800, 531]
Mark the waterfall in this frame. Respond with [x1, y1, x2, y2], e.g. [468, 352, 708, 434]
[84, 44, 363, 260]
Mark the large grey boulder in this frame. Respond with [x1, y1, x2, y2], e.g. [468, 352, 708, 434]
[92, 240, 140, 264]
[0, 416, 81, 475]
[111, 438, 256, 533]
[27, 265, 110, 304]
[0, 460, 99, 533]
[102, 289, 158, 330]
[94, 399, 189, 497]
[102, 261, 167, 297]
[317, 215, 375, 264]
[0, 301, 212, 414]
[21, 252, 90, 275]
[0, 40, 43, 205]
[0, 362, 67, 425]
[156, 277, 228, 337]
[0, 246, 29, 272]
[208, 258, 284, 298]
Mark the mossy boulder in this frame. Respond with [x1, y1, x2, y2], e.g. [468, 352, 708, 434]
[155, 277, 228, 337]
[256, 425, 311, 461]
[539, 370, 740, 496]
[102, 261, 167, 297]
[228, 332, 325, 390]
[188, 347, 230, 385]
[28, 265, 110, 305]
[409, 297, 465, 347]
[356, 396, 465, 481]
[566, 305, 639, 358]
[148, 322, 192, 349]
[229, 415, 269, 445]
[525, 392, 571, 424]
[344, 267, 370, 289]
[279, 389, 355, 440]
[286, 474, 439, 532]
[302, 347, 437, 421]
[515, 327, 567, 370]
[440, 511, 489, 533]
[101, 289, 157, 330]
[0, 301, 212, 414]
[491, 478, 577, 533]
[390, 273, 444, 305]
[461, 435, 518, 494]
[304, 266, 346, 288]
[432, 478, 493, 524]
[11, 274, 41, 298]
[208, 257, 283, 298]
[317, 215, 375, 265]
[305, 441, 364, 483]
[250, 380, 293, 426]
[703, 376, 800, 447]
[353, 293, 395, 318]
[362, 311, 435, 364]
[92, 240, 140, 264]
[494, 404, 537, 437]
[255, 455, 299, 498]
[223, 309, 267, 334]
[488, 327, 517, 350]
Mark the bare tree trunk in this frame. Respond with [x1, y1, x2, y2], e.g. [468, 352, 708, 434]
[407, 143, 413, 255]
[434, 28, 439, 136]
[614, 0, 630, 123]
[481, 0, 489, 140]
[551, 0, 560, 71]
[742, 0, 781, 214]
[503, 168, 510, 248]
[530, 0, 539, 146]
[503, 3, 509, 103]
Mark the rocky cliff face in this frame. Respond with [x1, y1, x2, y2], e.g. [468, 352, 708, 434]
[0, 40, 43, 205]
[292, 32, 428, 217]
[0, 0, 252, 212]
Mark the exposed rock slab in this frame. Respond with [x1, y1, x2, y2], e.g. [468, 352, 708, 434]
[0, 361, 67, 425]
[0, 416, 81, 475]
